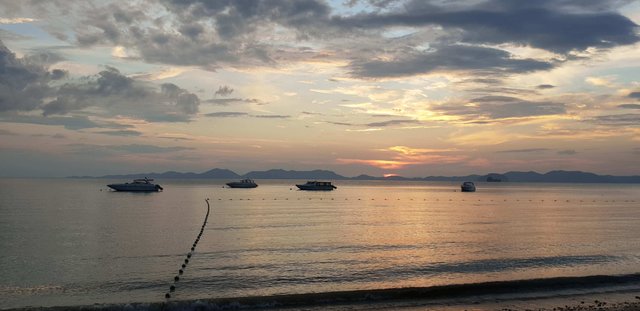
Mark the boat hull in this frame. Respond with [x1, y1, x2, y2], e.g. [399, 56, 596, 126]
[296, 185, 336, 191]
[107, 184, 162, 192]
[226, 183, 258, 188]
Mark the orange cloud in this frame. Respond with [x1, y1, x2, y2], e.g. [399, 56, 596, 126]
[336, 159, 410, 169]
[337, 145, 467, 169]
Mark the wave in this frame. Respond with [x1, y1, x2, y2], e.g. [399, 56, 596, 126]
[7, 273, 640, 311]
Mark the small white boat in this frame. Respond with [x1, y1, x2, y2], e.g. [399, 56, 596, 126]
[296, 181, 337, 191]
[226, 179, 258, 188]
[460, 181, 476, 192]
[107, 178, 163, 192]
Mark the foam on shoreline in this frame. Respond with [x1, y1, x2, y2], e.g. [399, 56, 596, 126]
[7, 273, 640, 311]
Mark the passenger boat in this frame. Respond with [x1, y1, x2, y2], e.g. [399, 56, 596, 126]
[226, 179, 258, 188]
[107, 178, 163, 192]
[460, 181, 476, 192]
[296, 181, 337, 191]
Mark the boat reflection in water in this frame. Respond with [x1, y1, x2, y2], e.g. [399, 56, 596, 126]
[296, 181, 337, 191]
[107, 178, 163, 192]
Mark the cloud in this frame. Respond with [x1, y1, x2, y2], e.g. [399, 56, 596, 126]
[214, 85, 234, 96]
[7, 0, 638, 78]
[254, 114, 290, 119]
[41, 66, 201, 122]
[203, 112, 289, 119]
[335, 0, 640, 54]
[589, 113, 640, 126]
[618, 104, 640, 109]
[0, 40, 66, 112]
[536, 84, 556, 90]
[433, 96, 566, 122]
[60, 1, 333, 68]
[629, 92, 640, 100]
[585, 76, 616, 87]
[0, 17, 36, 24]
[204, 112, 248, 118]
[70, 143, 193, 155]
[0, 115, 125, 130]
[557, 149, 577, 155]
[96, 130, 142, 136]
[203, 98, 265, 105]
[337, 145, 466, 169]
[0, 41, 201, 123]
[366, 119, 421, 127]
[497, 148, 550, 153]
[350, 45, 554, 78]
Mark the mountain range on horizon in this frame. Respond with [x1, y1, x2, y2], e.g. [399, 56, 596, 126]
[69, 168, 640, 183]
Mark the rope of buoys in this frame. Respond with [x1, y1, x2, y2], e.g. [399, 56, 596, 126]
[164, 198, 211, 300]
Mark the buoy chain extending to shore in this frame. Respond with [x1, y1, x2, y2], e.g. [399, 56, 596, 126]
[165, 198, 210, 300]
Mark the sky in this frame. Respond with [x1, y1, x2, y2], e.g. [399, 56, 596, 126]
[0, 0, 639, 178]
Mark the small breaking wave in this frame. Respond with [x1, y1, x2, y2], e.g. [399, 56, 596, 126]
[6, 273, 640, 310]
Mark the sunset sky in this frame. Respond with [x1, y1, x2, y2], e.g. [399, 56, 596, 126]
[1, 0, 639, 177]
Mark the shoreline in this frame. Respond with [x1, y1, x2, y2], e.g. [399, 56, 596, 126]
[6, 274, 640, 311]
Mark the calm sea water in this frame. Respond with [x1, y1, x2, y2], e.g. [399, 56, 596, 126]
[0, 178, 639, 309]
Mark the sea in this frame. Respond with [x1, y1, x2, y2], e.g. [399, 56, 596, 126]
[1, 178, 639, 310]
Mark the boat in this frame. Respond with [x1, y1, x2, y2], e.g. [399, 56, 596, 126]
[296, 181, 337, 191]
[460, 181, 476, 192]
[107, 178, 163, 192]
[226, 179, 258, 188]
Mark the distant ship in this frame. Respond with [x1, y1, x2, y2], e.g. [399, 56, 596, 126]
[460, 181, 476, 192]
[296, 181, 337, 191]
[226, 179, 258, 188]
[107, 178, 163, 192]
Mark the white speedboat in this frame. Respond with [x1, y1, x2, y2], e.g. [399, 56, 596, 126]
[226, 179, 258, 188]
[107, 178, 163, 192]
[460, 181, 476, 192]
[296, 181, 337, 191]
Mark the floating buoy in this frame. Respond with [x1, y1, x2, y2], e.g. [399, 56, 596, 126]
[170, 285, 175, 292]
[179, 269, 183, 275]
[174, 276, 179, 282]
[165, 293, 171, 299]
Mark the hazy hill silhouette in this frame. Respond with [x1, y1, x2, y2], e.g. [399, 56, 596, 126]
[72, 168, 640, 183]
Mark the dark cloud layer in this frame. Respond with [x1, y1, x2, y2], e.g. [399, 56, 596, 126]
[618, 104, 640, 109]
[69, 143, 193, 155]
[204, 98, 265, 105]
[42, 66, 200, 122]
[434, 96, 566, 121]
[350, 45, 554, 78]
[0, 115, 125, 130]
[336, 0, 639, 54]
[537, 84, 556, 89]
[590, 113, 640, 126]
[0, 41, 66, 112]
[3, 0, 637, 79]
[205, 111, 248, 117]
[0, 41, 202, 124]
[366, 119, 420, 127]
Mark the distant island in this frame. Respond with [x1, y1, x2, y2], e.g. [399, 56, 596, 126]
[68, 169, 640, 183]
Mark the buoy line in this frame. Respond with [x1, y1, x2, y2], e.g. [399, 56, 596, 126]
[164, 198, 210, 301]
